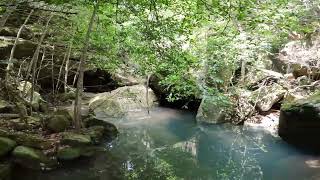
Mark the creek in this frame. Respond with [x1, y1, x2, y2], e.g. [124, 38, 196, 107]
[18, 107, 320, 180]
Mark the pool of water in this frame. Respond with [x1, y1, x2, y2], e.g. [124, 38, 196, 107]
[20, 108, 320, 180]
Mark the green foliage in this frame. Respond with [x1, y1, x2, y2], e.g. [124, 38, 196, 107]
[12, 0, 319, 103]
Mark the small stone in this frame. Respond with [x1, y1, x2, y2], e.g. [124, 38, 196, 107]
[0, 137, 16, 157]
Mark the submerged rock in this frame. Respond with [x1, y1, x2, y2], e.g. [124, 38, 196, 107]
[279, 92, 320, 148]
[89, 85, 157, 118]
[0, 137, 16, 157]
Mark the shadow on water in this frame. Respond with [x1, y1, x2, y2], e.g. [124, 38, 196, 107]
[17, 107, 320, 180]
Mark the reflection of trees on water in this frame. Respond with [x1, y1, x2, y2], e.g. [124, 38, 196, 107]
[108, 123, 268, 180]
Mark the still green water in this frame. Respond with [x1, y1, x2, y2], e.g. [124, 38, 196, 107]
[20, 108, 320, 180]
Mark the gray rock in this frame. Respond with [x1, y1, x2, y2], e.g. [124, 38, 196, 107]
[251, 83, 286, 112]
[89, 85, 158, 118]
[275, 34, 320, 80]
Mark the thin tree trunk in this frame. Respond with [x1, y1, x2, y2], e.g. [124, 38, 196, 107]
[74, 1, 99, 130]
[51, 46, 55, 99]
[64, 43, 72, 92]
[30, 14, 53, 113]
[5, 9, 33, 81]
[146, 74, 151, 114]
[36, 48, 46, 83]
[56, 49, 68, 92]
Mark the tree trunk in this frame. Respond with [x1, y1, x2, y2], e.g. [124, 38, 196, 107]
[64, 43, 72, 92]
[29, 14, 53, 113]
[5, 9, 33, 81]
[74, 1, 99, 130]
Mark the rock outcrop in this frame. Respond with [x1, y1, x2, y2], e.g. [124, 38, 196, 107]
[279, 92, 320, 148]
[274, 33, 320, 80]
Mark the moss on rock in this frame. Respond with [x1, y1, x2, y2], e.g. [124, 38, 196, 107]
[0, 128, 53, 150]
[12, 146, 54, 170]
[0, 137, 16, 157]
[57, 146, 81, 161]
[61, 132, 92, 146]
[47, 115, 70, 133]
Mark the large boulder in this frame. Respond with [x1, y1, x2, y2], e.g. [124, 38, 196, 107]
[0, 137, 16, 157]
[196, 96, 233, 124]
[274, 34, 320, 80]
[89, 85, 158, 118]
[245, 68, 284, 88]
[279, 92, 320, 148]
[251, 83, 286, 112]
